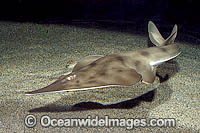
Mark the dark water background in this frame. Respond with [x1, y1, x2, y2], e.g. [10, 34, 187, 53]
[0, 0, 199, 45]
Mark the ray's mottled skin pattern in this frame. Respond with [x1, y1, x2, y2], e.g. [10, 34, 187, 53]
[25, 21, 180, 95]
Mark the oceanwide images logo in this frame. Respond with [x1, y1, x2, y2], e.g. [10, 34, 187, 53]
[24, 114, 176, 129]
[39, 115, 147, 129]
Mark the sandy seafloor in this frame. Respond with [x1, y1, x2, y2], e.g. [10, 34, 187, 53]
[0, 21, 199, 132]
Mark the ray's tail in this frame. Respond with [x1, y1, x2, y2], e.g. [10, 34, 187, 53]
[148, 21, 177, 46]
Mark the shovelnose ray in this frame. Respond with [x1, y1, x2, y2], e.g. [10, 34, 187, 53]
[25, 21, 181, 95]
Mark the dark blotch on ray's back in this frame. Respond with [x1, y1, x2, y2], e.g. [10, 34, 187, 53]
[140, 51, 150, 56]
[100, 72, 107, 76]
[159, 47, 167, 52]
[116, 56, 124, 62]
[89, 76, 95, 79]
[117, 69, 123, 72]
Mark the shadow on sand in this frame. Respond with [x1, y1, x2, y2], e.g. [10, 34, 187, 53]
[29, 89, 155, 112]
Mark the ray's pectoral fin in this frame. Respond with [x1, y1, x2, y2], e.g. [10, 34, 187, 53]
[25, 66, 142, 95]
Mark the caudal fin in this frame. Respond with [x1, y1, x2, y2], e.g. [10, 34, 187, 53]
[148, 21, 177, 46]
